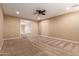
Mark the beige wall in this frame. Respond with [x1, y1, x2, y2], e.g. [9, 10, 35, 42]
[4, 16, 20, 38]
[31, 21, 39, 35]
[4, 15, 39, 38]
[39, 20, 50, 36]
[0, 6, 3, 40]
[39, 11, 79, 41]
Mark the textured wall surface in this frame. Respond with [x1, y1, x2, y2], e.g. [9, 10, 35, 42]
[4, 16, 20, 38]
[39, 11, 79, 41]
[4, 16, 39, 38]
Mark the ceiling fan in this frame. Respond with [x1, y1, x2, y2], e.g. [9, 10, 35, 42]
[34, 9, 46, 15]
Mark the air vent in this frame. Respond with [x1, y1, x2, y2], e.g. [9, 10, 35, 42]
[72, 4, 79, 7]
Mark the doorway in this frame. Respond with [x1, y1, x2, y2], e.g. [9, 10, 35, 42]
[20, 19, 32, 35]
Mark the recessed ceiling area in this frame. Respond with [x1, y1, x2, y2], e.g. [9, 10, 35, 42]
[1, 3, 79, 21]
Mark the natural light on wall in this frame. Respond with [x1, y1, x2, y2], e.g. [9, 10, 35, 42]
[20, 19, 32, 35]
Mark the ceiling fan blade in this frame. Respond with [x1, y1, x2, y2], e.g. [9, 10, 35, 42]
[42, 10, 45, 12]
[42, 13, 45, 15]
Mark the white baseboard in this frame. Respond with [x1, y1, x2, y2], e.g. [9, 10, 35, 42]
[3, 36, 21, 40]
[39, 35, 79, 44]
[3, 34, 79, 44]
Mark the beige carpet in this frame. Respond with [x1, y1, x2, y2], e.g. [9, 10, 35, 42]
[0, 35, 79, 56]
[0, 38, 42, 56]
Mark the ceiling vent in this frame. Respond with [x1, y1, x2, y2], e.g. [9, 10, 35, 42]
[72, 4, 79, 7]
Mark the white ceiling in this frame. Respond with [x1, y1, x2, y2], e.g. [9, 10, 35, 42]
[1, 3, 79, 21]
